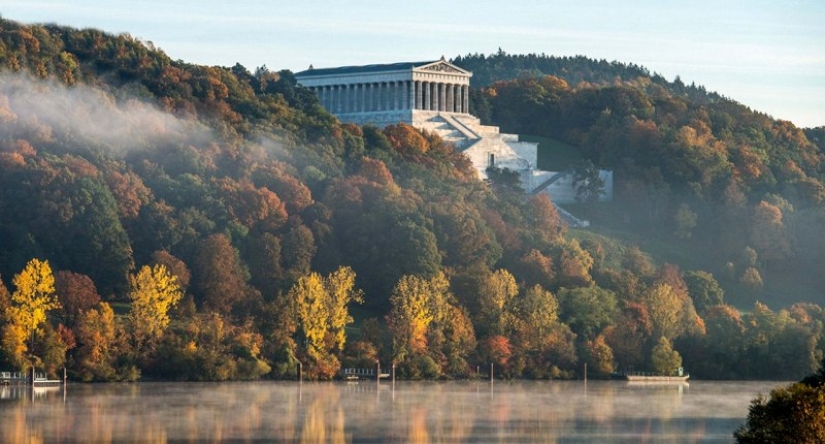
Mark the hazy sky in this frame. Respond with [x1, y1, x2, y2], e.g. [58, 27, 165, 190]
[1, 1, 823, 127]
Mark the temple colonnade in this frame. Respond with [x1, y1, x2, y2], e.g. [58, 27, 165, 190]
[306, 81, 470, 115]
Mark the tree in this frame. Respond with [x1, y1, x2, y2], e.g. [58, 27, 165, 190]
[324, 266, 363, 353]
[581, 335, 615, 377]
[128, 264, 182, 354]
[55, 271, 101, 327]
[673, 203, 697, 239]
[75, 302, 121, 381]
[6, 258, 61, 352]
[641, 283, 701, 340]
[749, 201, 790, 266]
[193, 234, 250, 313]
[558, 286, 617, 341]
[477, 269, 519, 336]
[735, 357, 825, 444]
[571, 160, 605, 205]
[650, 336, 682, 375]
[386, 274, 442, 359]
[289, 267, 363, 378]
[684, 270, 724, 315]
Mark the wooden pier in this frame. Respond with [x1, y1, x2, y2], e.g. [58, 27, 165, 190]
[341, 367, 390, 381]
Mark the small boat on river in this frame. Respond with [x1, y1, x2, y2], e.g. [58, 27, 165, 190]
[612, 367, 689, 383]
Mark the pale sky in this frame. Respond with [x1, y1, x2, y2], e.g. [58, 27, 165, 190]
[1, 1, 823, 127]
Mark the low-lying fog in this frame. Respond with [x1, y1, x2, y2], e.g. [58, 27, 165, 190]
[0, 380, 781, 442]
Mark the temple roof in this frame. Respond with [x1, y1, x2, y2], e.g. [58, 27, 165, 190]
[296, 58, 470, 77]
[296, 60, 439, 77]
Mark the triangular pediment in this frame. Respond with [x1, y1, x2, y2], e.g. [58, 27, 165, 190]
[415, 59, 471, 76]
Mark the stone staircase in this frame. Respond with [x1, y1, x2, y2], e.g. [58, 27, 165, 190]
[412, 111, 592, 228]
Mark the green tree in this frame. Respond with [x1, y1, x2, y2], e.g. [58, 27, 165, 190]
[650, 336, 682, 375]
[684, 270, 724, 315]
[558, 286, 617, 341]
[735, 360, 825, 444]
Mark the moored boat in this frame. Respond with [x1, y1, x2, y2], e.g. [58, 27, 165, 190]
[613, 367, 689, 382]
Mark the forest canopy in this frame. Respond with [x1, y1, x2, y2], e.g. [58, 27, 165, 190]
[0, 20, 822, 382]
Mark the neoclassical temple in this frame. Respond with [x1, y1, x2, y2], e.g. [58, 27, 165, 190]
[296, 58, 611, 214]
[296, 57, 471, 127]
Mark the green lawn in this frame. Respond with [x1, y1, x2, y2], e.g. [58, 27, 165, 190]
[519, 135, 582, 171]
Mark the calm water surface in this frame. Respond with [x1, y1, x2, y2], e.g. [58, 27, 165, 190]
[0, 380, 781, 443]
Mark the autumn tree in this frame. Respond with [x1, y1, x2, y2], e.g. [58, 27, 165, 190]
[749, 200, 790, 266]
[477, 269, 519, 336]
[128, 264, 182, 355]
[55, 271, 101, 327]
[387, 273, 443, 359]
[323, 266, 363, 353]
[193, 233, 250, 314]
[4, 259, 61, 356]
[289, 267, 363, 378]
[604, 302, 652, 370]
[75, 302, 125, 381]
[641, 282, 703, 341]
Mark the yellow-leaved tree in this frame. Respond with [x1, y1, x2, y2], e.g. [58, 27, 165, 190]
[128, 264, 182, 354]
[291, 271, 329, 360]
[289, 266, 363, 378]
[2, 259, 61, 368]
[387, 272, 452, 359]
[325, 266, 363, 353]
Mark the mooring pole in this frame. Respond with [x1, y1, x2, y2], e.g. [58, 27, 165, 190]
[490, 363, 494, 382]
[297, 362, 302, 383]
[392, 363, 396, 383]
[376, 362, 381, 383]
[584, 363, 587, 382]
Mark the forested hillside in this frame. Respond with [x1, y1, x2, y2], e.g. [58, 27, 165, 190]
[454, 51, 825, 305]
[0, 19, 822, 382]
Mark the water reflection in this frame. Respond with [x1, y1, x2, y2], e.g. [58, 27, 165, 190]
[0, 380, 779, 443]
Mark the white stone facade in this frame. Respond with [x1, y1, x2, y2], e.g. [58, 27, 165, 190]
[296, 58, 471, 128]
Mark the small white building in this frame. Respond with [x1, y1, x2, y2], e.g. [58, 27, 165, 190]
[296, 58, 611, 208]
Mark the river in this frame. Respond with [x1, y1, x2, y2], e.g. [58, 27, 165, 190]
[0, 379, 782, 443]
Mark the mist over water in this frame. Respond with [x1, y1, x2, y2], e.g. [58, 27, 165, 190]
[0, 380, 780, 442]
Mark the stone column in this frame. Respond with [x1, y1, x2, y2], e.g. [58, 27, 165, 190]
[439, 83, 446, 111]
[408, 80, 414, 110]
[463, 85, 470, 114]
[446, 84, 454, 112]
